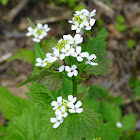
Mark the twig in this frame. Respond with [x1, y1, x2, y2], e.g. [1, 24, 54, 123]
[19, 11, 72, 30]
[92, 0, 115, 18]
[6, 0, 29, 22]
[0, 53, 12, 63]
[2, 30, 26, 38]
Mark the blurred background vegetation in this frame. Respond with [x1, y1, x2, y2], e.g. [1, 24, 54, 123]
[0, 0, 140, 137]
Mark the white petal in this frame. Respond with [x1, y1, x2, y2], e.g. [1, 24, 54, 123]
[71, 65, 77, 70]
[67, 102, 74, 108]
[73, 70, 78, 76]
[67, 72, 73, 77]
[59, 54, 65, 60]
[90, 62, 98, 66]
[53, 49, 59, 56]
[59, 65, 65, 72]
[89, 54, 97, 60]
[46, 53, 52, 58]
[26, 32, 32, 36]
[81, 52, 89, 57]
[76, 28, 81, 33]
[69, 109, 76, 113]
[35, 63, 41, 66]
[50, 57, 57, 63]
[61, 106, 65, 112]
[60, 118, 64, 123]
[83, 20, 89, 26]
[65, 44, 70, 49]
[28, 27, 33, 32]
[63, 112, 68, 118]
[71, 52, 77, 57]
[65, 66, 71, 72]
[75, 101, 82, 108]
[42, 63, 47, 67]
[55, 109, 62, 116]
[36, 58, 42, 63]
[90, 19, 96, 26]
[33, 38, 40, 42]
[51, 101, 57, 106]
[37, 23, 42, 29]
[76, 108, 83, 113]
[85, 26, 92, 31]
[68, 95, 73, 101]
[85, 61, 90, 65]
[71, 25, 77, 30]
[53, 122, 60, 128]
[76, 46, 81, 53]
[57, 115, 62, 120]
[77, 56, 83, 62]
[57, 96, 62, 103]
[50, 117, 57, 123]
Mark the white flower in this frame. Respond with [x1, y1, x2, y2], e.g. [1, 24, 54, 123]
[116, 122, 122, 128]
[51, 96, 63, 110]
[69, 9, 96, 32]
[67, 101, 83, 113]
[26, 23, 50, 42]
[61, 44, 75, 56]
[68, 95, 77, 103]
[85, 54, 98, 66]
[26, 27, 34, 36]
[59, 65, 65, 72]
[50, 117, 64, 128]
[55, 106, 68, 120]
[65, 65, 78, 77]
[46, 49, 65, 63]
[63, 34, 83, 46]
[35, 58, 47, 67]
[71, 46, 88, 62]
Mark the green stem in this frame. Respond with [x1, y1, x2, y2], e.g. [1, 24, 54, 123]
[72, 76, 77, 96]
[86, 36, 90, 52]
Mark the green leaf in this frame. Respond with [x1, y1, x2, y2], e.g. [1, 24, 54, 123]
[84, 27, 111, 76]
[115, 23, 127, 32]
[43, 108, 100, 140]
[7, 49, 35, 64]
[3, 108, 47, 140]
[0, 87, 29, 120]
[116, 15, 125, 23]
[61, 76, 73, 98]
[102, 123, 121, 140]
[18, 69, 62, 91]
[42, 37, 57, 53]
[34, 43, 46, 59]
[0, 0, 9, 6]
[131, 85, 140, 101]
[101, 102, 122, 124]
[122, 114, 136, 131]
[26, 83, 57, 110]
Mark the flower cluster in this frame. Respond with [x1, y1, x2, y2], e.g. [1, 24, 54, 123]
[35, 33, 98, 77]
[50, 95, 83, 128]
[68, 9, 96, 33]
[26, 23, 50, 42]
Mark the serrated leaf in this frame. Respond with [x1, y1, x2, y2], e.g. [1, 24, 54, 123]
[7, 49, 34, 64]
[0, 87, 29, 120]
[43, 108, 100, 140]
[34, 43, 46, 59]
[18, 69, 62, 91]
[26, 83, 57, 110]
[83, 28, 111, 76]
[122, 114, 136, 131]
[3, 108, 47, 140]
[101, 102, 122, 124]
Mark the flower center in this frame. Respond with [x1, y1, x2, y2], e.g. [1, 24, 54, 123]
[56, 39, 67, 50]
[74, 15, 83, 24]
[36, 29, 43, 35]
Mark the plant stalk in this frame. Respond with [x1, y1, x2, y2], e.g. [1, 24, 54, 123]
[72, 76, 77, 96]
